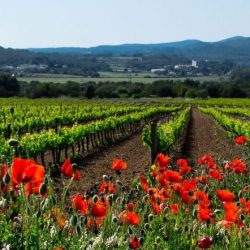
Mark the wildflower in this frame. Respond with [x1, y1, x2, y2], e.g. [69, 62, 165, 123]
[112, 159, 127, 171]
[90, 198, 108, 217]
[154, 153, 170, 171]
[129, 236, 140, 249]
[197, 236, 213, 249]
[217, 190, 235, 202]
[164, 170, 183, 183]
[11, 158, 45, 196]
[70, 194, 89, 215]
[235, 136, 248, 145]
[223, 202, 239, 223]
[224, 159, 247, 174]
[100, 181, 116, 194]
[171, 203, 179, 215]
[208, 169, 223, 180]
[61, 159, 81, 181]
[140, 176, 148, 192]
[119, 210, 140, 225]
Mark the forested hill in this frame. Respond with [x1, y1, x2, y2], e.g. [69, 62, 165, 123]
[27, 36, 250, 64]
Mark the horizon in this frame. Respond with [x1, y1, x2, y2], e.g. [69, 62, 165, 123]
[1, 35, 248, 50]
[0, 0, 249, 48]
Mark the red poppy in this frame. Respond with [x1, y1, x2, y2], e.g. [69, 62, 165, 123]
[11, 158, 45, 197]
[177, 159, 188, 167]
[223, 202, 239, 223]
[217, 190, 235, 202]
[112, 159, 127, 171]
[61, 159, 81, 181]
[164, 170, 183, 183]
[183, 178, 198, 191]
[208, 169, 223, 180]
[198, 236, 213, 249]
[119, 210, 140, 225]
[171, 203, 179, 215]
[129, 236, 140, 249]
[140, 176, 148, 192]
[239, 198, 250, 215]
[180, 190, 194, 205]
[90, 200, 107, 217]
[154, 153, 170, 170]
[197, 154, 213, 165]
[0, 164, 7, 180]
[71, 194, 89, 215]
[180, 165, 191, 175]
[86, 216, 105, 230]
[151, 201, 162, 215]
[207, 161, 217, 169]
[198, 176, 207, 184]
[198, 206, 213, 222]
[224, 159, 247, 174]
[100, 181, 116, 194]
[235, 136, 248, 145]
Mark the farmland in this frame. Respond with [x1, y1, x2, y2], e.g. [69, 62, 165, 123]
[18, 73, 223, 84]
[0, 97, 249, 249]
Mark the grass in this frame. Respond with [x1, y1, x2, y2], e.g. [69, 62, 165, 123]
[18, 73, 223, 84]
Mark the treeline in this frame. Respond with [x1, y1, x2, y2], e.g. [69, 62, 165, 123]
[1, 74, 250, 99]
[0, 47, 109, 75]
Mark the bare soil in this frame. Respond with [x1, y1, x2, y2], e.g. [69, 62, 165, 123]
[181, 108, 241, 165]
[72, 132, 150, 193]
[55, 108, 242, 193]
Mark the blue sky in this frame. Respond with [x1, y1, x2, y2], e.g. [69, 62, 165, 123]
[0, 0, 249, 48]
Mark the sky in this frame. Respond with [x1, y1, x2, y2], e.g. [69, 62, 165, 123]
[0, 0, 249, 48]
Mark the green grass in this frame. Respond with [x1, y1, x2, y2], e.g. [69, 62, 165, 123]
[18, 73, 223, 84]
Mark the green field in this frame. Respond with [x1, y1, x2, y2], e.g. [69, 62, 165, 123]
[18, 72, 224, 84]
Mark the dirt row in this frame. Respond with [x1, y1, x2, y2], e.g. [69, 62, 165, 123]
[60, 108, 242, 193]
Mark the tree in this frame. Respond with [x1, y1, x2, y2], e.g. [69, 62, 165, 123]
[85, 85, 95, 99]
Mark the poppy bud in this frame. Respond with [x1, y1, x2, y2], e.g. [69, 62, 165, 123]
[39, 183, 47, 196]
[197, 236, 213, 249]
[93, 195, 99, 203]
[3, 172, 10, 185]
[112, 216, 118, 223]
[116, 180, 123, 186]
[72, 163, 78, 171]
[7, 138, 19, 147]
[155, 236, 161, 244]
[144, 223, 150, 230]
[148, 214, 154, 221]
[70, 215, 77, 227]
[103, 175, 109, 181]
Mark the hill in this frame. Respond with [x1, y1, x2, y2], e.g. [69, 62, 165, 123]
[27, 36, 250, 64]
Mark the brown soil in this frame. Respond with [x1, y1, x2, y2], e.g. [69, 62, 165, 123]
[73, 132, 150, 193]
[181, 108, 241, 165]
[56, 108, 242, 193]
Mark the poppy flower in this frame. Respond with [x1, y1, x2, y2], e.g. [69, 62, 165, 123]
[180, 165, 191, 175]
[198, 154, 213, 165]
[177, 159, 188, 167]
[100, 181, 116, 194]
[112, 159, 127, 171]
[0, 164, 7, 180]
[235, 136, 248, 145]
[140, 176, 148, 192]
[164, 170, 183, 183]
[208, 169, 223, 180]
[70, 194, 89, 215]
[61, 159, 81, 181]
[197, 236, 213, 249]
[129, 236, 140, 249]
[224, 159, 247, 174]
[223, 202, 239, 223]
[198, 206, 213, 222]
[86, 216, 105, 230]
[239, 198, 250, 215]
[11, 158, 45, 196]
[171, 203, 179, 215]
[217, 190, 235, 202]
[154, 153, 170, 170]
[90, 199, 107, 217]
[119, 210, 140, 225]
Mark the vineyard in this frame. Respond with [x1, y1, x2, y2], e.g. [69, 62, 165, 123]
[0, 97, 249, 249]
